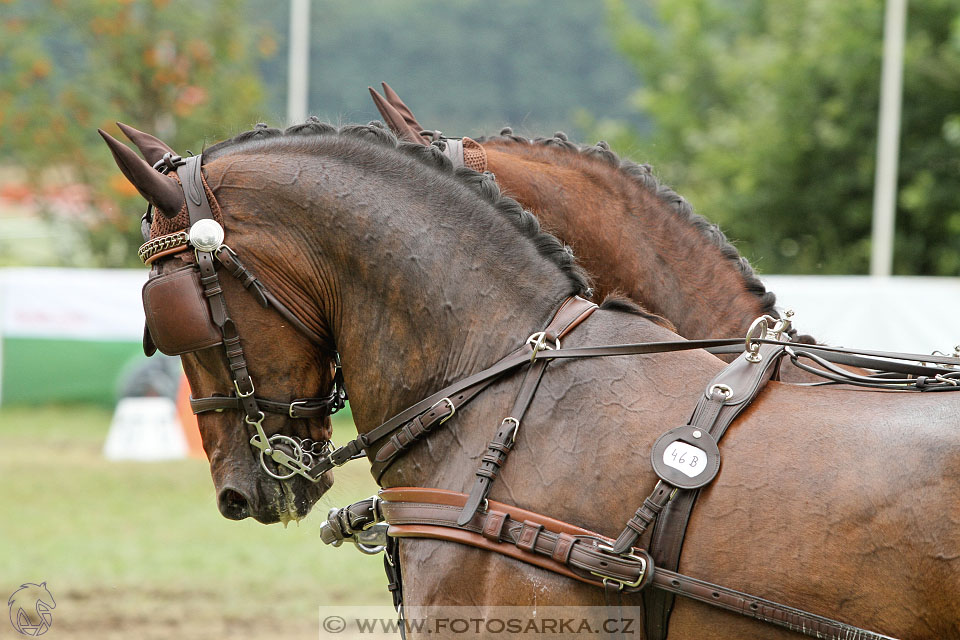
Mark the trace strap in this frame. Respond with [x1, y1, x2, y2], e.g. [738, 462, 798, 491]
[324, 489, 897, 640]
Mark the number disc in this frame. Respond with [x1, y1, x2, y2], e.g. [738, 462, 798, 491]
[651, 426, 721, 490]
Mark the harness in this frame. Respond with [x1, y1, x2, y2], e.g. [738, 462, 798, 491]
[139, 151, 960, 640]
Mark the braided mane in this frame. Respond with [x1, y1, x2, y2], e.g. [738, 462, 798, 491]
[202, 119, 591, 298]
[476, 128, 784, 324]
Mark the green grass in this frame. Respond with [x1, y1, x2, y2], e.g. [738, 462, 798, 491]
[0, 405, 389, 639]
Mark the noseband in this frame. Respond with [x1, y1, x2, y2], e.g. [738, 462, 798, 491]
[139, 152, 346, 482]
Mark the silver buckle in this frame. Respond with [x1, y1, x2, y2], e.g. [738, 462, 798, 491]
[234, 376, 256, 398]
[289, 400, 307, 418]
[501, 417, 520, 444]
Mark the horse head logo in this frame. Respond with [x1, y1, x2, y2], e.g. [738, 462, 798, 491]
[7, 583, 55, 636]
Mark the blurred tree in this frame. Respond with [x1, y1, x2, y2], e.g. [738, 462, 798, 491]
[0, 0, 273, 267]
[598, 0, 960, 275]
[248, 0, 642, 138]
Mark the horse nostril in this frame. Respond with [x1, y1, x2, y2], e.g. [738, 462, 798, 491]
[218, 488, 251, 520]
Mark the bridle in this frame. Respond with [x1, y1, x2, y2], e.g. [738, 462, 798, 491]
[139, 151, 347, 482]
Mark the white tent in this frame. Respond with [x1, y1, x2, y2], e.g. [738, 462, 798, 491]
[762, 275, 960, 354]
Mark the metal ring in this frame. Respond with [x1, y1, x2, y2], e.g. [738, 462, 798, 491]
[244, 410, 265, 427]
[257, 434, 304, 480]
[708, 384, 733, 399]
[528, 332, 561, 362]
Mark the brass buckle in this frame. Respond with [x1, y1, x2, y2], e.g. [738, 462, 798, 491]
[430, 397, 456, 425]
[589, 544, 647, 590]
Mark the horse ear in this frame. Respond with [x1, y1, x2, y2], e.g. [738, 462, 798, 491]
[380, 82, 429, 135]
[99, 129, 184, 218]
[369, 86, 430, 145]
[116, 122, 176, 167]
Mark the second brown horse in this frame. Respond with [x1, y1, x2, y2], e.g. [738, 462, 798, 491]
[371, 84, 816, 357]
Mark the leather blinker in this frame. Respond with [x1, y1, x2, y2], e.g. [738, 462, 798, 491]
[142, 265, 222, 355]
[142, 323, 158, 357]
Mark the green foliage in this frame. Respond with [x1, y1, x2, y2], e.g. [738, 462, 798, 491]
[0, 0, 273, 267]
[600, 0, 960, 275]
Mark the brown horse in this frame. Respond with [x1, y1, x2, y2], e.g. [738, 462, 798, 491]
[102, 122, 960, 639]
[371, 85, 833, 384]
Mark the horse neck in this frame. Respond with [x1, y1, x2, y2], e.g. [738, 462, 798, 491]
[207, 150, 578, 436]
[484, 142, 771, 339]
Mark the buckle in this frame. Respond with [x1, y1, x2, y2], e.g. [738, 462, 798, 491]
[589, 544, 647, 590]
[501, 417, 520, 444]
[289, 399, 308, 418]
[429, 397, 456, 425]
[234, 376, 256, 398]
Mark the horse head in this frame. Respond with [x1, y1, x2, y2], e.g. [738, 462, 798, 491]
[101, 124, 339, 524]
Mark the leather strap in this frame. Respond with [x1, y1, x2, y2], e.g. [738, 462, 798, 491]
[180, 155, 214, 227]
[190, 385, 344, 419]
[370, 488, 897, 640]
[458, 296, 598, 524]
[315, 334, 960, 484]
[381, 488, 651, 591]
[642, 340, 787, 640]
[316, 296, 599, 482]
[457, 357, 549, 525]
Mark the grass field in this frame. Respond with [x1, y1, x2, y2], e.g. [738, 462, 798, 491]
[0, 405, 391, 639]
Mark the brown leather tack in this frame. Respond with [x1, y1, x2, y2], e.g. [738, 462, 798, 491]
[142, 266, 222, 355]
[387, 524, 592, 587]
[482, 511, 508, 542]
[517, 520, 543, 551]
[552, 533, 576, 564]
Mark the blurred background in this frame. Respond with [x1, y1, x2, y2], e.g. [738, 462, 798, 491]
[1, 1, 958, 638]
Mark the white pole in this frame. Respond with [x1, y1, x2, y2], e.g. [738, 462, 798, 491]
[870, 0, 907, 277]
[287, 0, 311, 125]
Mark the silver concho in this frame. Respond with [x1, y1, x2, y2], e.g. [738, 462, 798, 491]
[189, 219, 224, 252]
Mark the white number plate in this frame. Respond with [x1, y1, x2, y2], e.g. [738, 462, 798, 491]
[662, 441, 708, 478]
